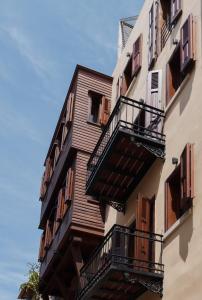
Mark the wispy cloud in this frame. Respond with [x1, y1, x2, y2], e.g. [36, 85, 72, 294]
[0, 100, 45, 145]
[0, 25, 54, 79]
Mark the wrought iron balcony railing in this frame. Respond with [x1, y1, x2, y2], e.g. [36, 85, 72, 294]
[161, 21, 172, 50]
[78, 225, 164, 299]
[86, 96, 165, 196]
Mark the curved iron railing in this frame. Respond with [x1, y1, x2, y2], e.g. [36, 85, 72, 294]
[86, 96, 165, 190]
[78, 224, 164, 299]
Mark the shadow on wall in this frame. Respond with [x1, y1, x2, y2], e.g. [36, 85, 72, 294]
[179, 210, 193, 261]
[164, 209, 193, 262]
[166, 66, 196, 120]
[179, 67, 195, 115]
[115, 158, 164, 227]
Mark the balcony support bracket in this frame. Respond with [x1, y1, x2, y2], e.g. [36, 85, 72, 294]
[100, 197, 125, 213]
[142, 143, 165, 159]
[124, 274, 163, 297]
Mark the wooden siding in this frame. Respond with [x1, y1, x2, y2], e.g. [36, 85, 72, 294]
[39, 129, 73, 229]
[72, 151, 105, 234]
[72, 69, 112, 153]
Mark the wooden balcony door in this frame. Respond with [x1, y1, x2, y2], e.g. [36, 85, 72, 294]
[134, 194, 154, 272]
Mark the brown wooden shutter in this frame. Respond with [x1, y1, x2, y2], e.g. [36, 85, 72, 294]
[65, 168, 74, 202]
[66, 93, 74, 124]
[100, 96, 110, 126]
[56, 189, 65, 222]
[166, 62, 176, 105]
[40, 172, 46, 199]
[44, 157, 52, 184]
[61, 124, 68, 146]
[180, 14, 195, 73]
[171, 0, 182, 24]
[165, 181, 177, 231]
[132, 35, 142, 77]
[120, 74, 127, 96]
[38, 232, 45, 262]
[44, 220, 52, 250]
[135, 194, 151, 265]
[180, 143, 194, 202]
[53, 142, 60, 168]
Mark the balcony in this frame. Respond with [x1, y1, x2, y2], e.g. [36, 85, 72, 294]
[86, 96, 165, 212]
[78, 225, 164, 300]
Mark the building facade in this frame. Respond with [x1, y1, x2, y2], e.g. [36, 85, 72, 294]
[36, 0, 202, 300]
[37, 65, 112, 299]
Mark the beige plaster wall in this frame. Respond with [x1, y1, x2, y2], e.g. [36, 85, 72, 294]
[105, 0, 202, 299]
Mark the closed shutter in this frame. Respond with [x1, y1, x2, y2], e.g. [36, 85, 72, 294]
[180, 144, 194, 202]
[65, 168, 74, 203]
[171, 0, 182, 24]
[53, 219, 59, 236]
[66, 93, 74, 124]
[44, 220, 52, 250]
[38, 232, 45, 262]
[146, 70, 162, 133]
[148, 1, 159, 69]
[135, 194, 151, 268]
[56, 189, 64, 222]
[44, 157, 52, 184]
[132, 34, 142, 77]
[100, 96, 110, 126]
[180, 14, 195, 73]
[61, 124, 68, 146]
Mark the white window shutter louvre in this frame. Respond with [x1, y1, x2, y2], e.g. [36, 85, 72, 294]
[146, 70, 162, 133]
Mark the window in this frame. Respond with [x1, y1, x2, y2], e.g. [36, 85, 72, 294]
[160, 0, 172, 50]
[88, 91, 110, 126]
[171, 0, 182, 25]
[88, 91, 102, 124]
[180, 14, 195, 73]
[166, 45, 185, 104]
[122, 56, 133, 94]
[148, 1, 159, 69]
[132, 35, 142, 77]
[165, 144, 194, 231]
[166, 15, 195, 105]
[146, 70, 163, 133]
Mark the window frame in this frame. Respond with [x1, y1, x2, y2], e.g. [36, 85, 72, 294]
[171, 0, 182, 25]
[88, 91, 102, 125]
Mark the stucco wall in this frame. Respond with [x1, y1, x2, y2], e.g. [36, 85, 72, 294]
[105, 0, 202, 299]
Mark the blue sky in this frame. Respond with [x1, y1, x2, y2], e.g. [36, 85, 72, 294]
[0, 1, 144, 299]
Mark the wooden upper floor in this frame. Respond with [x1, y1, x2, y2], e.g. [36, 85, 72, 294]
[39, 65, 112, 228]
[38, 65, 112, 290]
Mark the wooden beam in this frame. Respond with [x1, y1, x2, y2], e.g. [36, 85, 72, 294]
[98, 178, 127, 191]
[104, 165, 135, 178]
[113, 149, 145, 161]
[71, 242, 84, 279]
